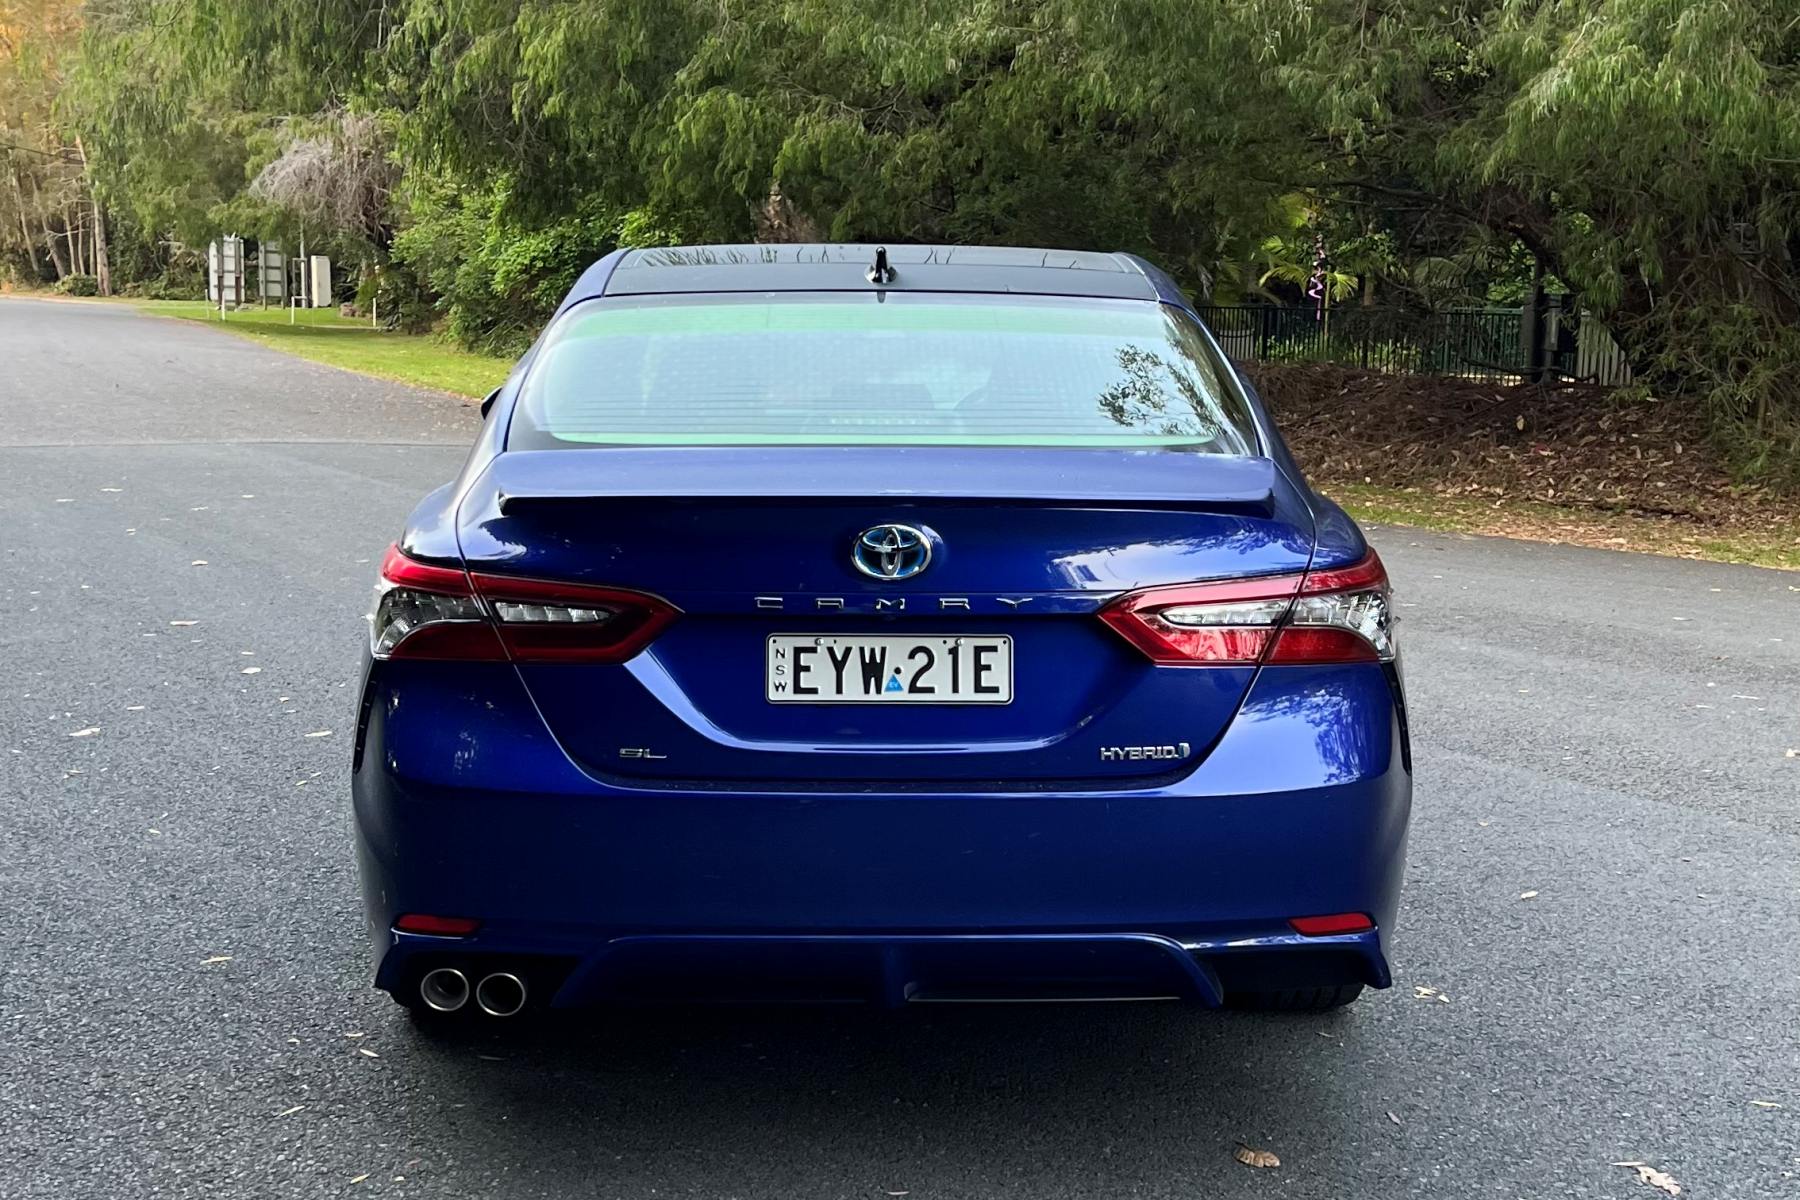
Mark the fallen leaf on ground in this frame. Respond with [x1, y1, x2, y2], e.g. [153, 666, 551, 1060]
[1413, 985, 1450, 1002]
[1611, 1162, 1680, 1195]
[357, 1047, 380, 1058]
[350, 1174, 369, 1185]
[201, 955, 231, 965]
[1520, 890, 1539, 900]
[1750, 1099, 1782, 1109]
[1235, 1145, 1280, 1169]
[68, 727, 100, 738]
[304, 730, 332, 738]
[1386, 1110, 1401, 1126]
[169, 619, 198, 627]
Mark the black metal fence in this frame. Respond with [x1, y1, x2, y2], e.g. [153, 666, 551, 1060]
[1195, 303, 1609, 383]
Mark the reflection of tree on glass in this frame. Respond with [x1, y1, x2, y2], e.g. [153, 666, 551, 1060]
[1096, 344, 1228, 443]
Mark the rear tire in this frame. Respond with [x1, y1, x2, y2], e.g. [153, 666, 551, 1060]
[1226, 983, 1364, 1012]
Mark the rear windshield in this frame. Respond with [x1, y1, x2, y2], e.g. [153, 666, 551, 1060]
[508, 291, 1259, 453]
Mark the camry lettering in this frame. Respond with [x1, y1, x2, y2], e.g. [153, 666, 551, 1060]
[751, 596, 1030, 612]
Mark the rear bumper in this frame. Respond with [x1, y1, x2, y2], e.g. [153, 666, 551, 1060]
[351, 659, 1411, 1007]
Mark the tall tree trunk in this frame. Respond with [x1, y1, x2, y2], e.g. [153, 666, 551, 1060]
[9, 170, 41, 278]
[65, 203, 82, 275]
[75, 136, 111, 295]
[30, 175, 66, 277]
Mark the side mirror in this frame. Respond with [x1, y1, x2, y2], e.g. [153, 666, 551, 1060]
[479, 388, 501, 419]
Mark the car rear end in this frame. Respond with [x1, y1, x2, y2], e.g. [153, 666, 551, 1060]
[351, 247, 1411, 1017]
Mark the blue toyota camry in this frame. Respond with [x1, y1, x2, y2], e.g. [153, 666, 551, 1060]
[351, 244, 1411, 1022]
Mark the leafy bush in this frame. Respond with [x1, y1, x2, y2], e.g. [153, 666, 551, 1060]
[390, 176, 687, 356]
[54, 274, 99, 297]
[117, 269, 203, 300]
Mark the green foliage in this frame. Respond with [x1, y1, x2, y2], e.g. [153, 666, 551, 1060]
[53, 271, 97, 295]
[1236, 0, 1800, 470]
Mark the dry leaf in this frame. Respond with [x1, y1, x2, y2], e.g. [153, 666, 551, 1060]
[201, 955, 232, 965]
[1520, 890, 1539, 900]
[1412, 985, 1449, 1002]
[350, 1174, 370, 1185]
[1612, 1162, 1681, 1195]
[1235, 1145, 1280, 1169]
[68, 727, 100, 738]
[357, 1047, 380, 1058]
[1386, 1110, 1401, 1126]
[1749, 1099, 1782, 1109]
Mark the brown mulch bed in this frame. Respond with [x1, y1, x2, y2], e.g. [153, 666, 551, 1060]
[1245, 363, 1795, 527]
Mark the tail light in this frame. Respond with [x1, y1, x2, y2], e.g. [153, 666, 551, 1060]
[369, 544, 678, 662]
[1099, 550, 1394, 665]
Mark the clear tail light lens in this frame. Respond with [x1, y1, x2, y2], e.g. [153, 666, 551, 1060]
[370, 546, 507, 661]
[368, 544, 678, 662]
[468, 571, 679, 663]
[1099, 550, 1395, 665]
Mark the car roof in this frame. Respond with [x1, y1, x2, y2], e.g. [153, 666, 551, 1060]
[591, 243, 1163, 302]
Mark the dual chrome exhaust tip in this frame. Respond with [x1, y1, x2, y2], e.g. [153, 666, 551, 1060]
[418, 968, 528, 1017]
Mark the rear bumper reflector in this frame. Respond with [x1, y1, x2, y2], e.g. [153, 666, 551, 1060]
[1288, 912, 1375, 936]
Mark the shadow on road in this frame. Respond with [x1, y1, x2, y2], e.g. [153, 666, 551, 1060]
[387, 1002, 1389, 1192]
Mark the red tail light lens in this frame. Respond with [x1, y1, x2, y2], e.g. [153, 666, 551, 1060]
[369, 545, 678, 663]
[1099, 550, 1395, 666]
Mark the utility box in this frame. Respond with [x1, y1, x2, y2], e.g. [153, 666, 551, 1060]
[308, 255, 332, 308]
[258, 241, 287, 303]
[207, 236, 244, 305]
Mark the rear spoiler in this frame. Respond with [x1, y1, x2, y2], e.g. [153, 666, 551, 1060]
[487, 448, 1278, 515]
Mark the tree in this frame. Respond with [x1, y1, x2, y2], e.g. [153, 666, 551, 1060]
[1232, 0, 1800, 469]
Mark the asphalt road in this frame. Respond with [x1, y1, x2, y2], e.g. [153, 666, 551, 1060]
[2, 296, 1796, 1199]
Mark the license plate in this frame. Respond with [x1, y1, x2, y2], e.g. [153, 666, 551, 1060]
[766, 635, 1013, 704]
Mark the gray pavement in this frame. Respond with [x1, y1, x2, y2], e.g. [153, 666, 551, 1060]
[2, 295, 1796, 1198]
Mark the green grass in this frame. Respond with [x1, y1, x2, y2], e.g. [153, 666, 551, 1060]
[1330, 481, 1800, 571]
[128, 299, 511, 398]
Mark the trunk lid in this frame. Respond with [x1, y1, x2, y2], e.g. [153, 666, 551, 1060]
[456, 447, 1315, 786]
